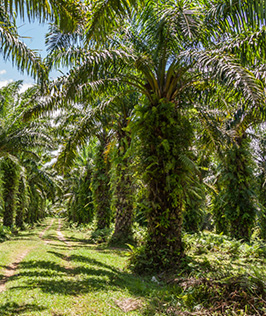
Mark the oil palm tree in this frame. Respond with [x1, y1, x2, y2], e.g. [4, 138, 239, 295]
[30, 0, 265, 271]
[44, 4, 195, 269]
[55, 5, 263, 270]
[63, 144, 95, 225]
[108, 93, 138, 243]
[43, 85, 138, 240]
[53, 102, 113, 231]
[195, 78, 265, 241]
[0, 81, 54, 227]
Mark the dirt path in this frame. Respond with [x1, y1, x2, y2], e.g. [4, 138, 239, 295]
[56, 219, 70, 246]
[0, 219, 56, 294]
[56, 219, 73, 271]
[0, 249, 30, 293]
[39, 218, 54, 244]
[0, 217, 146, 315]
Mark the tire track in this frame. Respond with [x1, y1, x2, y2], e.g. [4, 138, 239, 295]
[39, 218, 54, 244]
[0, 219, 55, 293]
[56, 219, 73, 271]
[0, 249, 30, 293]
[56, 219, 70, 246]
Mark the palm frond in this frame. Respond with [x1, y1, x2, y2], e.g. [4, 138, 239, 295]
[209, 27, 266, 67]
[0, 25, 48, 81]
[188, 50, 265, 106]
[206, 0, 266, 33]
[158, 0, 201, 41]
[3, 0, 84, 31]
[85, 0, 141, 42]
[55, 107, 101, 172]
[45, 24, 85, 55]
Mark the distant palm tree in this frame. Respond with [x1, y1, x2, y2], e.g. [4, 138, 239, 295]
[54, 104, 113, 231]
[0, 81, 53, 227]
[197, 89, 260, 241]
[25, 159, 57, 225]
[63, 145, 94, 225]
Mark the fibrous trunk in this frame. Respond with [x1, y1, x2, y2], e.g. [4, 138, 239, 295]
[77, 169, 94, 225]
[217, 138, 256, 241]
[26, 186, 39, 225]
[111, 132, 134, 242]
[2, 159, 19, 227]
[134, 101, 193, 271]
[92, 136, 111, 230]
[15, 179, 28, 229]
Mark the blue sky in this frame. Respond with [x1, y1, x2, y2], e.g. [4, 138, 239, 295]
[0, 19, 62, 91]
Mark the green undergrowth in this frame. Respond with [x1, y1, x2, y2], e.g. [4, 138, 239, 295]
[0, 225, 13, 241]
[64, 220, 146, 247]
[60, 221, 266, 315]
[167, 232, 266, 315]
[0, 219, 266, 315]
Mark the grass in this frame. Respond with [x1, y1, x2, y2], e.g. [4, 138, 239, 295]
[0, 218, 265, 315]
[0, 218, 161, 315]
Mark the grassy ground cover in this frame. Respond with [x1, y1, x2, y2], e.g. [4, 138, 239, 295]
[0, 218, 265, 315]
[0, 218, 162, 315]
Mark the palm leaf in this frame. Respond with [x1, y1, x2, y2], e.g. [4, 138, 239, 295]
[85, 0, 141, 42]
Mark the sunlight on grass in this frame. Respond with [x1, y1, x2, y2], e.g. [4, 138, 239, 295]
[0, 218, 265, 315]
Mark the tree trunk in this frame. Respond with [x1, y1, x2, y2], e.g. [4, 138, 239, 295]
[26, 186, 39, 225]
[132, 101, 193, 272]
[15, 179, 28, 229]
[146, 189, 184, 269]
[218, 139, 256, 242]
[92, 136, 112, 230]
[77, 170, 94, 225]
[111, 132, 134, 243]
[2, 159, 19, 227]
[111, 171, 134, 242]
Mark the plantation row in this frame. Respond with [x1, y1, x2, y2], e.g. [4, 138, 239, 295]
[1, 0, 266, 275]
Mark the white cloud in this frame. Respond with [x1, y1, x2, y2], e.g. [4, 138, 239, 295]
[20, 83, 34, 93]
[0, 80, 34, 92]
[0, 79, 13, 88]
[0, 70, 7, 75]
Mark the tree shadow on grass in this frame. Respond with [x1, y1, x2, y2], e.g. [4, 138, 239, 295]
[13, 259, 116, 282]
[41, 234, 90, 244]
[13, 276, 117, 296]
[11, 260, 67, 275]
[95, 247, 129, 256]
[10, 238, 35, 241]
[49, 251, 120, 274]
[0, 302, 46, 315]
[3, 232, 36, 242]
[10, 251, 157, 299]
[61, 235, 91, 244]
[42, 235, 62, 242]
[49, 244, 94, 251]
